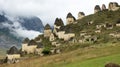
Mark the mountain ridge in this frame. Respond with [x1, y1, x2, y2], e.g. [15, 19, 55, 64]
[0, 12, 44, 49]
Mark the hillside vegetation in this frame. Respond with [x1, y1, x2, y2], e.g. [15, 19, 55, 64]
[67, 9, 120, 34]
[1, 3, 120, 67]
[1, 42, 120, 67]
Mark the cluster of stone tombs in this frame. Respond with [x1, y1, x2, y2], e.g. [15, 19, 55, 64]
[5, 2, 120, 64]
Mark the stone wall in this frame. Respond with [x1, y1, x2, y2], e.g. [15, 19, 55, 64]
[57, 31, 75, 41]
[116, 23, 120, 27]
[54, 25, 61, 29]
[22, 44, 37, 54]
[53, 25, 61, 35]
[78, 12, 85, 19]
[108, 2, 120, 11]
[64, 33, 75, 41]
[94, 5, 101, 13]
[44, 29, 52, 37]
[102, 4, 106, 10]
[7, 54, 20, 60]
[35, 48, 43, 56]
[57, 31, 65, 39]
[109, 33, 120, 38]
[49, 33, 55, 41]
[66, 18, 75, 25]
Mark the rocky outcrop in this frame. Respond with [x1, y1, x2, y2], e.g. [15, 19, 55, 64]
[78, 12, 85, 19]
[108, 2, 120, 11]
[66, 12, 76, 25]
[18, 16, 44, 32]
[94, 5, 101, 13]
[102, 4, 107, 10]
[105, 63, 120, 67]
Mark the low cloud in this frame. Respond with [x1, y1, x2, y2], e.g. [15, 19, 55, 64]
[12, 28, 42, 39]
[2, 20, 42, 39]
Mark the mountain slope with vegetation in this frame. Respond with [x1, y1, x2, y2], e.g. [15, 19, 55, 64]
[66, 9, 120, 34]
[1, 42, 120, 67]
[1, 2, 120, 67]
[0, 13, 44, 49]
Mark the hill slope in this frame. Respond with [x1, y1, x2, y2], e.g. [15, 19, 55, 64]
[1, 43, 120, 67]
[65, 9, 120, 34]
[1, 4, 120, 67]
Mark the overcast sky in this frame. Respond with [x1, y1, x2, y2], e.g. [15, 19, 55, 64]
[0, 0, 120, 25]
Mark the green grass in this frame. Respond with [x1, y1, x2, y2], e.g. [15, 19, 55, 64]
[1, 43, 119, 67]
[43, 44, 120, 67]
[1, 43, 120, 67]
[57, 54, 120, 67]
[74, 54, 120, 67]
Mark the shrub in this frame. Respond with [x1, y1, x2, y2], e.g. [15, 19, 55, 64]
[42, 47, 50, 55]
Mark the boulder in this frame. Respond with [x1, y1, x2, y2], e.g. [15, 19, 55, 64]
[105, 63, 120, 67]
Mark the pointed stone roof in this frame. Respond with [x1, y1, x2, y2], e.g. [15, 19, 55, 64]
[54, 18, 64, 26]
[7, 46, 19, 54]
[66, 12, 73, 18]
[44, 24, 51, 30]
[109, 2, 119, 7]
[109, 2, 119, 10]
[78, 12, 85, 16]
[114, 2, 119, 6]
[23, 38, 29, 44]
[59, 26, 66, 31]
[94, 5, 101, 10]
[102, 4, 106, 10]
[28, 40, 37, 46]
[66, 12, 76, 21]
[37, 42, 43, 48]
[109, 2, 113, 5]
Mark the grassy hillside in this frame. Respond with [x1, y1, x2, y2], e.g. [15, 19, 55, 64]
[1, 5, 120, 67]
[1, 42, 120, 67]
[66, 54, 120, 67]
[66, 9, 120, 35]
